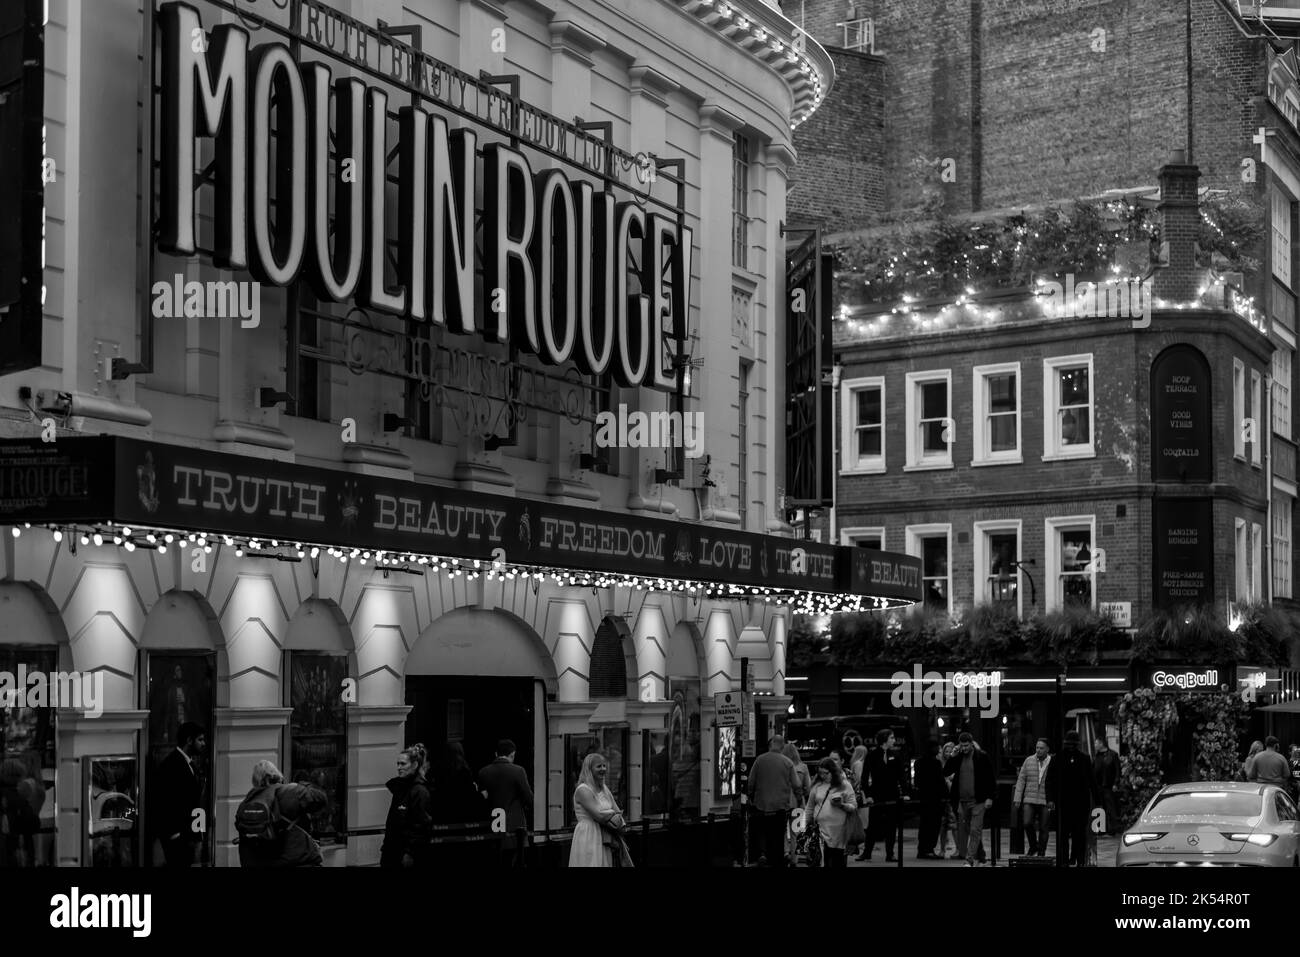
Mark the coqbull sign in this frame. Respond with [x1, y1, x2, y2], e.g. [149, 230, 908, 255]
[156, 1, 692, 391]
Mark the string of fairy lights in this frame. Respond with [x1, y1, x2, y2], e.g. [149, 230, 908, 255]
[5, 521, 906, 615]
[834, 196, 1266, 339]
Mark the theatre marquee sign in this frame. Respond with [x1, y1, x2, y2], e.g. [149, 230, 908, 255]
[155, 0, 691, 392]
[0, 438, 924, 605]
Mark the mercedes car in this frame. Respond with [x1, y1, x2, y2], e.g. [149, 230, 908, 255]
[1116, 781, 1300, 867]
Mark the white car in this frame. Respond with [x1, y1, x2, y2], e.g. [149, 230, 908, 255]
[1117, 781, 1300, 867]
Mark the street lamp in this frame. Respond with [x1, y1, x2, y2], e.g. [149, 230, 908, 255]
[996, 559, 1037, 607]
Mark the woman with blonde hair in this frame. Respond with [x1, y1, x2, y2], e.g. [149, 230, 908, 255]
[570, 752, 632, 867]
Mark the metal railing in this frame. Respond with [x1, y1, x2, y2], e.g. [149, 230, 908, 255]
[836, 17, 875, 53]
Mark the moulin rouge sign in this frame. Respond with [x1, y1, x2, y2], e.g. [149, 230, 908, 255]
[157, 1, 692, 391]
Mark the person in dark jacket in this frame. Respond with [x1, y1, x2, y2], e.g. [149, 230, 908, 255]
[1092, 739, 1121, 836]
[237, 760, 328, 867]
[151, 721, 206, 868]
[859, 729, 905, 861]
[478, 739, 534, 867]
[943, 732, 995, 866]
[1045, 731, 1100, 867]
[432, 741, 485, 825]
[381, 743, 433, 867]
[914, 739, 947, 859]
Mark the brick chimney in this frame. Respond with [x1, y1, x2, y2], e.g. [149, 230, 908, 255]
[1153, 150, 1202, 303]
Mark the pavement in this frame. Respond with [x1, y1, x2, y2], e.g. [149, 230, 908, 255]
[791, 827, 1122, 868]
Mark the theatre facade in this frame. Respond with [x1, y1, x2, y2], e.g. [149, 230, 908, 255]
[0, 0, 919, 867]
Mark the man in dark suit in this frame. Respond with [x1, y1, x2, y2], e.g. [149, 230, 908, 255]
[477, 739, 533, 867]
[860, 728, 905, 861]
[152, 722, 206, 867]
[1045, 730, 1101, 867]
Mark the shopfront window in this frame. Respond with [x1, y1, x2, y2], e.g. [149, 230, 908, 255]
[286, 653, 348, 841]
[0, 647, 57, 867]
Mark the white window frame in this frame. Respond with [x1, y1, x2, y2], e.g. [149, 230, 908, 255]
[1236, 517, 1249, 600]
[1275, 493, 1293, 600]
[972, 362, 1022, 466]
[973, 519, 1023, 617]
[840, 376, 886, 474]
[904, 370, 953, 470]
[1274, 341, 1292, 441]
[1045, 515, 1098, 611]
[1251, 369, 1263, 467]
[906, 523, 953, 615]
[1042, 354, 1095, 460]
[840, 526, 886, 549]
[1252, 522, 1264, 601]
[1234, 358, 1246, 460]
[1273, 186, 1293, 288]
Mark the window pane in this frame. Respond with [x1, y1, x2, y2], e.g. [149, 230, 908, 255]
[1063, 577, 1092, 606]
[857, 387, 881, 425]
[921, 381, 947, 419]
[989, 533, 1017, 574]
[1059, 407, 1089, 445]
[989, 414, 1016, 452]
[924, 579, 948, 610]
[922, 536, 948, 577]
[1061, 530, 1091, 571]
[1059, 367, 1089, 406]
[858, 426, 881, 457]
[988, 373, 1016, 413]
[922, 419, 947, 453]
[855, 536, 884, 550]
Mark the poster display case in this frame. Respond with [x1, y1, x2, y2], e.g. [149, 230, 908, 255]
[565, 729, 629, 826]
[85, 755, 139, 867]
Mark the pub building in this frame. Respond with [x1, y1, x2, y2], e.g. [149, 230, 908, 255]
[0, 0, 926, 868]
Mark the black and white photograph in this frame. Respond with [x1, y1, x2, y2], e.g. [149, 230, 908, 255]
[4, 0, 1300, 941]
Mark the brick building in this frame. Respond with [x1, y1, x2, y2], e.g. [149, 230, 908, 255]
[830, 157, 1273, 625]
[786, 0, 1300, 613]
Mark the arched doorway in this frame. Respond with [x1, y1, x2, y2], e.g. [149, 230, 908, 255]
[139, 590, 223, 868]
[404, 608, 555, 830]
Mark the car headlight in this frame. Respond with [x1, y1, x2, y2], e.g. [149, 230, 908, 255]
[1223, 832, 1277, 847]
[1123, 832, 1165, 846]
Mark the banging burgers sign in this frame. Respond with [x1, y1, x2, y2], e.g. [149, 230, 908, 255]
[154, 0, 692, 392]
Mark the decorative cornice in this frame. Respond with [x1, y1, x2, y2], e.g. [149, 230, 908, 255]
[766, 140, 798, 172]
[672, 0, 834, 129]
[550, 18, 606, 59]
[546, 475, 602, 503]
[630, 62, 679, 99]
[342, 443, 414, 472]
[465, 0, 508, 18]
[212, 420, 295, 452]
[699, 101, 746, 136]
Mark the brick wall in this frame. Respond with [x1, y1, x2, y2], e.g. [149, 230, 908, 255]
[787, 0, 1268, 222]
[833, 311, 1271, 619]
[789, 50, 886, 228]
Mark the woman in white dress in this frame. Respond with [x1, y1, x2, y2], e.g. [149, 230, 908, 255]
[569, 752, 629, 867]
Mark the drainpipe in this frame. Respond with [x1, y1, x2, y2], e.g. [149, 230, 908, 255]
[830, 362, 842, 544]
[1267, 373, 1274, 605]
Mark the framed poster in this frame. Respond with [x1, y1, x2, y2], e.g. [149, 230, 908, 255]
[286, 652, 348, 841]
[143, 652, 215, 867]
[0, 646, 58, 868]
[85, 755, 139, 867]
[564, 729, 629, 826]
[643, 730, 670, 816]
[715, 725, 738, 798]
[666, 678, 701, 818]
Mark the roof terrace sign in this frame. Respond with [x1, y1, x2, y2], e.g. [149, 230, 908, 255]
[156, 0, 692, 391]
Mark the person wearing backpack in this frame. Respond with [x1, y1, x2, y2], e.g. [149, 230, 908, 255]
[235, 760, 328, 867]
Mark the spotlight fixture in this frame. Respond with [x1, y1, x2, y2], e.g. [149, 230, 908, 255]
[483, 434, 511, 452]
[258, 387, 295, 409]
[383, 412, 414, 432]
